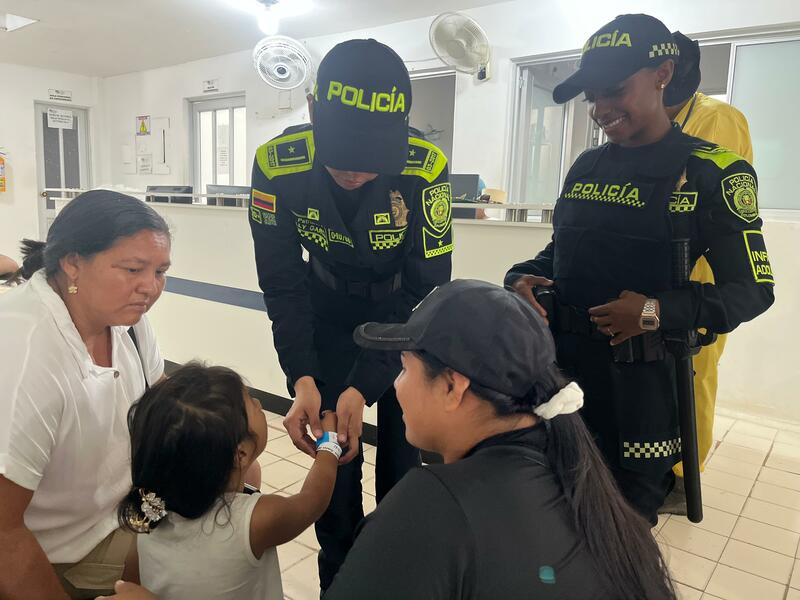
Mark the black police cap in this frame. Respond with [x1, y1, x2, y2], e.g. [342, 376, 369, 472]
[313, 39, 412, 175]
[354, 280, 557, 398]
[553, 14, 679, 104]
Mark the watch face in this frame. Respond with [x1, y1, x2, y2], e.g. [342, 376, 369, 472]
[641, 317, 658, 330]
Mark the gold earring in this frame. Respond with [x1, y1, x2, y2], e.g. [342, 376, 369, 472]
[659, 82, 666, 89]
[68, 283, 78, 294]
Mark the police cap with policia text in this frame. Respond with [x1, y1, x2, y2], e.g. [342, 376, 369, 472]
[313, 39, 412, 175]
[553, 14, 679, 104]
[353, 280, 556, 398]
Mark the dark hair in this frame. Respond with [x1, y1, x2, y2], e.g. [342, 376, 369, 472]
[414, 351, 675, 600]
[12, 189, 169, 282]
[119, 363, 254, 532]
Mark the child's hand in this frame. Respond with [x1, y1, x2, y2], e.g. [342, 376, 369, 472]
[321, 410, 338, 433]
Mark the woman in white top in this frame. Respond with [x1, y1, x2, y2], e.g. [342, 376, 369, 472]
[0, 190, 171, 599]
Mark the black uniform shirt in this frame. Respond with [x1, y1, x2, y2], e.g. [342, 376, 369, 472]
[249, 124, 453, 403]
[506, 127, 774, 334]
[323, 425, 610, 600]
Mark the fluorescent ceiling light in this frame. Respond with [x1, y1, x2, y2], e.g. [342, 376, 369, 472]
[0, 13, 38, 32]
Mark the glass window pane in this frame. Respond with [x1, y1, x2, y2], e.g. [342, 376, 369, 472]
[216, 109, 230, 186]
[731, 39, 800, 209]
[43, 113, 62, 189]
[63, 116, 80, 189]
[233, 107, 247, 187]
[524, 84, 565, 204]
[200, 110, 214, 198]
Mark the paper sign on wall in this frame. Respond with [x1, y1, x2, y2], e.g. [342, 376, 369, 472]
[47, 108, 74, 129]
[203, 79, 219, 93]
[137, 154, 153, 174]
[48, 89, 72, 102]
[136, 115, 151, 136]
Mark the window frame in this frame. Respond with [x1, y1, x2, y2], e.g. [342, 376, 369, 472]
[189, 94, 246, 202]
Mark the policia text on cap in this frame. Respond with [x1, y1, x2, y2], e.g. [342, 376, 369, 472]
[247, 39, 453, 590]
[506, 14, 774, 525]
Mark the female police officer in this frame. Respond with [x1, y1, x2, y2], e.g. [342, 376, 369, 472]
[248, 39, 452, 589]
[506, 14, 774, 524]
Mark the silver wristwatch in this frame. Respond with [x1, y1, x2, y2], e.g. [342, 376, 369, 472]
[640, 299, 660, 331]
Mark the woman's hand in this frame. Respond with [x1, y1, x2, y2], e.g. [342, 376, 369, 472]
[336, 387, 366, 465]
[96, 580, 157, 599]
[284, 376, 323, 457]
[510, 275, 553, 321]
[588, 291, 657, 346]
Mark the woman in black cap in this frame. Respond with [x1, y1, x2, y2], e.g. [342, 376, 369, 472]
[506, 14, 774, 523]
[99, 279, 676, 600]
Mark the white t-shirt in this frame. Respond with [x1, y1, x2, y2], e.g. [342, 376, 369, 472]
[0, 271, 164, 563]
[138, 493, 283, 600]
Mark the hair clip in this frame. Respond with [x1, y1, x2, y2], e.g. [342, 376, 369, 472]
[128, 489, 167, 533]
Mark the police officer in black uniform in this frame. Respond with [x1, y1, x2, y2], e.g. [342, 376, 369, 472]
[248, 39, 453, 589]
[505, 14, 774, 524]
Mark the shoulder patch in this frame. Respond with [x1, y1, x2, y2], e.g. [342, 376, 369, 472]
[742, 230, 774, 284]
[402, 137, 448, 183]
[256, 130, 315, 180]
[691, 146, 745, 171]
[421, 182, 452, 233]
[721, 172, 759, 223]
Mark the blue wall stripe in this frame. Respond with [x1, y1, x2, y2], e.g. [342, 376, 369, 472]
[165, 277, 266, 312]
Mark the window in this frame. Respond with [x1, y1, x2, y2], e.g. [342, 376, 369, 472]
[191, 96, 247, 203]
[509, 44, 733, 218]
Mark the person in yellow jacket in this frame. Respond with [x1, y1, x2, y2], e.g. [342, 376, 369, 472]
[661, 32, 754, 514]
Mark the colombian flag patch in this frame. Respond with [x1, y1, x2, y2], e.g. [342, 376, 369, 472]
[252, 189, 276, 213]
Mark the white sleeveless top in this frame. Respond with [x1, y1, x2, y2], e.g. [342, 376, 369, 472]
[138, 492, 283, 600]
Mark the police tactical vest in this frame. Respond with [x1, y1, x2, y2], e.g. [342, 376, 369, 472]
[553, 127, 700, 309]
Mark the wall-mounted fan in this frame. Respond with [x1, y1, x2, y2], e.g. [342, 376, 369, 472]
[429, 12, 491, 81]
[253, 35, 314, 92]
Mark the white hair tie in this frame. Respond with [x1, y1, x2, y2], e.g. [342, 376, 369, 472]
[534, 381, 584, 420]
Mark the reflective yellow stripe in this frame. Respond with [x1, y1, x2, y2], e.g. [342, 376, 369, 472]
[256, 131, 316, 180]
[690, 147, 745, 170]
[402, 136, 448, 183]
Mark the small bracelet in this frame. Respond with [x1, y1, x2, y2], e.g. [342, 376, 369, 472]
[316, 442, 342, 460]
[316, 432, 338, 448]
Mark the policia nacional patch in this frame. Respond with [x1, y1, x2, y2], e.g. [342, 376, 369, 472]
[422, 182, 452, 232]
[721, 172, 758, 223]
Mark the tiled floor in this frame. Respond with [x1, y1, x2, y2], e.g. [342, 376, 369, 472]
[261, 409, 800, 600]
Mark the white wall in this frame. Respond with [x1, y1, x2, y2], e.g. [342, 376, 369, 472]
[0, 63, 100, 260]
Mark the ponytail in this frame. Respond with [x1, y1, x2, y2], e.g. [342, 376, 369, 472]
[0, 239, 45, 284]
[547, 411, 675, 599]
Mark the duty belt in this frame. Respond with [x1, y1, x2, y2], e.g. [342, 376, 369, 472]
[539, 289, 666, 363]
[310, 258, 402, 301]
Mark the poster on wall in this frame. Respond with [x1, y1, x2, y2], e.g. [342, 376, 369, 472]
[48, 89, 73, 102]
[47, 108, 74, 129]
[137, 154, 153, 174]
[136, 115, 151, 136]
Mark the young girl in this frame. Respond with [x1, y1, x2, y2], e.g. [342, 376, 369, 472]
[118, 363, 340, 600]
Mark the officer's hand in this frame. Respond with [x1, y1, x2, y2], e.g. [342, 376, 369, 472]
[96, 580, 158, 600]
[588, 291, 654, 346]
[284, 376, 323, 457]
[510, 275, 553, 321]
[336, 387, 366, 465]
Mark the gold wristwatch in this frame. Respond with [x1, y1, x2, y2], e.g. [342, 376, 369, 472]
[640, 298, 660, 331]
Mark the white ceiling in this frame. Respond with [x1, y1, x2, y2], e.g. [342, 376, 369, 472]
[0, 0, 510, 77]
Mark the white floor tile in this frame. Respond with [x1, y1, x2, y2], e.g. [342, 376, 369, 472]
[731, 516, 800, 556]
[363, 445, 377, 465]
[264, 410, 284, 422]
[282, 480, 303, 495]
[671, 506, 737, 537]
[362, 462, 376, 481]
[759, 467, 800, 492]
[277, 540, 314, 572]
[705, 454, 762, 480]
[286, 451, 315, 469]
[718, 539, 794, 584]
[263, 459, 309, 490]
[281, 554, 320, 600]
[260, 482, 279, 494]
[674, 581, 703, 600]
[771, 442, 800, 460]
[704, 564, 786, 600]
[776, 430, 800, 447]
[653, 513, 670, 535]
[701, 468, 756, 496]
[712, 441, 768, 467]
[700, 595, 725, 600]
[751, 481, 800, 511]
[702, 486, 748, 515]
[788, 589, 800, 600]
[659, 519, 728, 561]
[658, 543, 717, 590]
[363, 476, 376, 497]
[259, 452, 283, 467]
[791, 559, 800, 589]
[729, 420, 778, 441]
[714, 415, 736, 433]
[363, 493, 377, 514]
[295, 524, 320, 550]
[766, 444, 800, 474]
[741, 498, 800, 533]
[722, 432, 774, 453]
